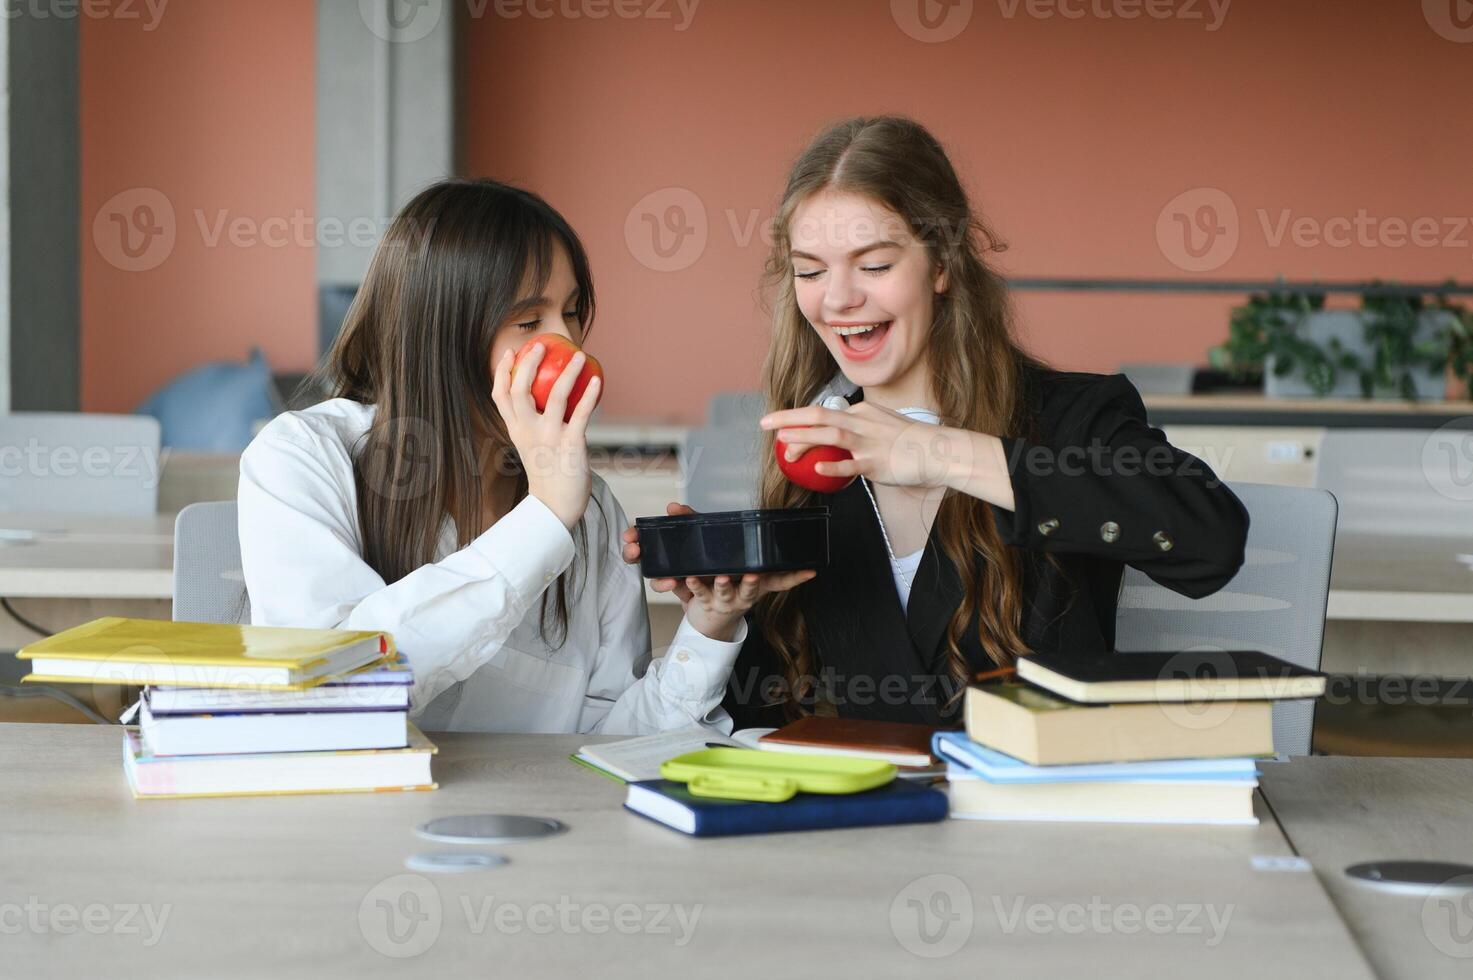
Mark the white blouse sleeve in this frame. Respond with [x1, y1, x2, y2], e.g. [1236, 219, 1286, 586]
[238, 420, 577, 711]
[576, 485, 746, 736]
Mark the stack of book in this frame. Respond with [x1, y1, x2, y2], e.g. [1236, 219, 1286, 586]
[575, 723, 950, 837]
[17, 617, 437, 799]
[938, 650, 1327, 825]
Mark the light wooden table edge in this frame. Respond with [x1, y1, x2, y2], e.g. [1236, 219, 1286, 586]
[1326, 590, 1473, 624]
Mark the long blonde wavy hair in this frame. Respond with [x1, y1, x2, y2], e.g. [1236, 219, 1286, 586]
[754, 116, 1043, 715]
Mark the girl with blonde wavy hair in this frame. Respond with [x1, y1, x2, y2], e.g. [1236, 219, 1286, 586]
[626, 117, 1249, 727]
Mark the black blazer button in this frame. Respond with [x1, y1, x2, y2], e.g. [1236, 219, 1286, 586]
[1037, 518, 1060, 537]
[1100, 521, 1121, 543]
[1153, 530, 1174, 552]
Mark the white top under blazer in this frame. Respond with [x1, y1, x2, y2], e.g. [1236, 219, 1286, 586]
[237, 398, 745, 735]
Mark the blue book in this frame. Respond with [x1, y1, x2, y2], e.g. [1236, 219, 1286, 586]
[933, 731, 1260, 784]
[624, 778, 949, 837]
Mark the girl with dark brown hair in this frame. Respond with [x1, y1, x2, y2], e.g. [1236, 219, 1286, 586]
[239, 179, 807, 733]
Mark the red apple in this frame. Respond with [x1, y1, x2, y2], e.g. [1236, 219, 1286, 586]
[775, 429, 855, 494]
[512, 334, 604, 423]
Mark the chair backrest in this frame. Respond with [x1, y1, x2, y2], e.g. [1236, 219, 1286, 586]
[1114, 482, 1338, 756]
[680, 425, 763, 513]
[173, 501, 251, 624]
[706, 391, 765, 428]
[1117, 362, 1195, 396]
[1315, 427, 1473, 537]
[0, 412, 161, 515]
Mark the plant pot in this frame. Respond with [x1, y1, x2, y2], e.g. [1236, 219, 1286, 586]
[1264, 310, 1451, 400]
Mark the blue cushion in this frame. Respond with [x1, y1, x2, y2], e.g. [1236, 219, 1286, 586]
[137, 349, 278, 451]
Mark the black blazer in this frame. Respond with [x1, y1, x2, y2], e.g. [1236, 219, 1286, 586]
[723, 368, 1250, 729]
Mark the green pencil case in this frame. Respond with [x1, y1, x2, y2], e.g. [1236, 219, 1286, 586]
[660, 748, 896, 802]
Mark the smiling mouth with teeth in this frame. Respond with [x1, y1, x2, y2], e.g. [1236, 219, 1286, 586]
[832, 321, 893, 355]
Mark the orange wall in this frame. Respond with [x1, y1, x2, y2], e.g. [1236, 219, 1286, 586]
[80, 0, 316, 412]
[462, 0, 1473, 421]
[79, 2, 1473, 417]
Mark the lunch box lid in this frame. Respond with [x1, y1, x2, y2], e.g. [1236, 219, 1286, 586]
[635, 507, 830, 529]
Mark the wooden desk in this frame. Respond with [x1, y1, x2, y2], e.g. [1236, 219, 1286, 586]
[1257, 757, 1473, 980]
[1145, 394, 1472, 429]
[1, 725, 1373, 979]
[1328, 534, 1473, 624]
[0, 514, 174, 600]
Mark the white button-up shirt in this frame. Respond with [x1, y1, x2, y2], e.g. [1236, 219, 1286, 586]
[238, 398, 744, 735]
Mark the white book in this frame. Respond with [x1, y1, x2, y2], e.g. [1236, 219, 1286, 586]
[139, 697, 408, 756]
[123, 726, 436, 799]
[147, 655, 413, 714]
[575, 728, 768, 783]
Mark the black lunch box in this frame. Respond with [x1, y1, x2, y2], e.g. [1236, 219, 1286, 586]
[635, 508, 830, 579]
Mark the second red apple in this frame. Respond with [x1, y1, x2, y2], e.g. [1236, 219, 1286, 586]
[775, 429, 856, 495]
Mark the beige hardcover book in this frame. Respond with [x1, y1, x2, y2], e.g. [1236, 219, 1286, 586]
[965, 682, 1275, 766]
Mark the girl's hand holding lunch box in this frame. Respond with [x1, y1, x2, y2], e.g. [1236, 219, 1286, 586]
[620, 504, 816, 643]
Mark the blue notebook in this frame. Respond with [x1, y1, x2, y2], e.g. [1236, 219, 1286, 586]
[933, 731, 1260, 784]
[624, 778, 949, 837]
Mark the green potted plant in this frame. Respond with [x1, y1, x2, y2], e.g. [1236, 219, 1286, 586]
[1210, 283, 1472, 400]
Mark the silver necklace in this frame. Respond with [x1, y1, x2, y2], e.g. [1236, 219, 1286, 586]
[861, 476, 903, 568]
[861, 404, 939, 567]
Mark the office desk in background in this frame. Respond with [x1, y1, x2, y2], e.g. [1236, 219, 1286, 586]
[0, 513, 174, 600]
[0, 514, 174, 721]
[2, 725, 1384, 980]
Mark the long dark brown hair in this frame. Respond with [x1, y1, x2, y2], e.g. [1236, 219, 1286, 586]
[756, 116, 1045, 713]
[311, 178, 597, 646]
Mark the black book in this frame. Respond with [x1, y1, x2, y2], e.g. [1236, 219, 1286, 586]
[1016, 650, 1327, 704]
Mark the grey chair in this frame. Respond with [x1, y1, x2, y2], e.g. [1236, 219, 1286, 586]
[706, 391, 765, 428]
[1117, 362, 1195, 397]
[679, 425, 763, 513]
[0, 412, 161, 515]
[1315, 427, 1473, 537]
[1114, 482, 1338, 757]
[173, 501, 251, 624]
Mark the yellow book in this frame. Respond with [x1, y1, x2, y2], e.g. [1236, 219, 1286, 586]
[123, 724, 438, 799]
[17, 617, 394, 691]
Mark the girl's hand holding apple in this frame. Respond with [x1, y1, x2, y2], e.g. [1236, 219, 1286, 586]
[511, 333, 604, 423]
[764, 401, 1001, 495]
[492, 340, 602, 531]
